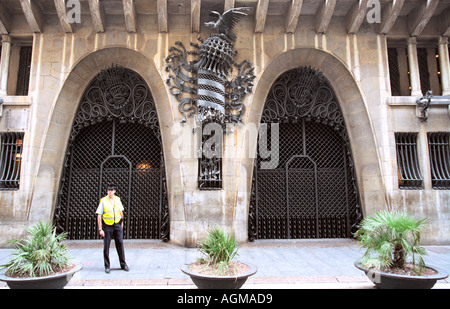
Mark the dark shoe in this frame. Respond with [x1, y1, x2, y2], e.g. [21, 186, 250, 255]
[122, 265, 129, 272]
[105, 268, 110, 274]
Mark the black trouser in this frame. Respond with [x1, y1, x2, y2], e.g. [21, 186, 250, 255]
[102, 221, 127, 269]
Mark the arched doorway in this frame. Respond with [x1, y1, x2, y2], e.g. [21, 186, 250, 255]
[248, 66, 362, 240]
[53, 65, 169, 240]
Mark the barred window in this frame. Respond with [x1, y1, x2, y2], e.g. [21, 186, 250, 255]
[427, 132, 450, 189]
[395, 132, 423, 189]
[417, 48, 431, 96]
[387, 46, 410, 96]
[198, 122, 222, 190]
[388, 44, 441, 96]
[417, 47, 442, 96]
[388, 48, 401, 96]
[435, 48, 442, 95]
[16, 46, 32, 95]
[0, 132, 24, 190]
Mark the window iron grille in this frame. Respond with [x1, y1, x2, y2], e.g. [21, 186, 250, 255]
[16, 46, 32, 96]
[0, 132, 24, 190]
[198, 121, 222, 190]
[435, 48, 442, 95]
[395, 132, 423, 189]
[418, 48, 431, 97]
[427, 132, 450, 189]
[388, 48, 401, 96]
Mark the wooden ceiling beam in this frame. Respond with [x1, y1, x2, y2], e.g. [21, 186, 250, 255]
[19, 0, 43, 33]
[191, 0, 201, 33]
[439, 6, 450, 37]
[286, 0, 303, 34]
[0, 2, 11, 34]
[224, 0, 235, 12]
[378, 0, 405, 34]
[157, 0, 168, 33]
[255, 0, 269, 33]
[123, 0, 137, 33]
[316, 0, 337, 34]
[408, 0, 439, 37]
[88, 0, 106, 33]
[54, 0, 74, 33]
[346, 0, 369, 34]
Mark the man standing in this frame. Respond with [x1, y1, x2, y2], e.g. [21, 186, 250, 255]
[96, 184, 129, 273]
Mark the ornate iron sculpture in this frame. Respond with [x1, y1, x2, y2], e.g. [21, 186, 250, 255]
[416, 90, 433, 122]
[54, 65, 170, 240]
[260, 66, 344, 128]
[248, 67, 362, 240]
[416, 90, 450, 122]
[70, 64, 159, 140]
[165, 7, 255, 189]
[165, 7, 255, 127]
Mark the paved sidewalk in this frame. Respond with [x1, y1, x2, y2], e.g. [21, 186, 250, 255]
[1, 239, 449, 289]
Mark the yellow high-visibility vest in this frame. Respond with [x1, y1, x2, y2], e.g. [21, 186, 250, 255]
[101, 196, 122, 225]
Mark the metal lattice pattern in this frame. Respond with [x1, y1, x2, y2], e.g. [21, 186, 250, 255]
[54, 66, 169, 240]
[16, 46, 32, 96]
[395, 132, 423, 189]
[428, 132, 450, 189]
[198, 121, 223, 190]
[0, 132, 24, 190]
[165, 10, 255, 190]
[248, 67, 362, 240]
[388, 48, 401, 96]
[418, 48, 431, 97]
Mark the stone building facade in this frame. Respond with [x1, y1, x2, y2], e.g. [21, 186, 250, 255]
[0, 0, 449, 246]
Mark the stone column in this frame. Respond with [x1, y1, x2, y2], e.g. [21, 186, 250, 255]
[407, 37, 422, 96]
[0, 34, 11, 95]
[438, 36, 450, 96]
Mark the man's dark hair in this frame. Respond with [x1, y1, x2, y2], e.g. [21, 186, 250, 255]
[107, 184, 116, 191]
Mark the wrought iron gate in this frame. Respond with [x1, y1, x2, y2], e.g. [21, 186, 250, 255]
[54, 65, 169, 240]
[248, 67, 362, 240]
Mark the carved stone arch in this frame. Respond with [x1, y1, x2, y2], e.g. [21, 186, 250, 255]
[29, 48, 177, 240]
[249, 66, 363, 239]
[246, 48, 387, 239]
[53, 65, 169, 240]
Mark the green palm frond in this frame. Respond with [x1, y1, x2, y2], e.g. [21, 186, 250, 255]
[0, 221, 71, 278]
[197, 227, 239, 274]
[355, 210, 428, 270]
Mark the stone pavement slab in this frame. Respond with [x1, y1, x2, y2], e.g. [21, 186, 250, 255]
[1, 239, 449, 289]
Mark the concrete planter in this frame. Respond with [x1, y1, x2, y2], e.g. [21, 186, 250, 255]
[0, 262, 83, 289]
[354, 261, 448, 289]
[181, 261, 257, 289]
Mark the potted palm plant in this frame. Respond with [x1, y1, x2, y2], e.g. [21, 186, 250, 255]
[0, 221, 82, 289]
[181, 227, 257, 289]
[354, 210, 448, 289]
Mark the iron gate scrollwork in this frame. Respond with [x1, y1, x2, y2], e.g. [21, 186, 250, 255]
[248, 67, 362, 240]
[53, 65, 170, 240]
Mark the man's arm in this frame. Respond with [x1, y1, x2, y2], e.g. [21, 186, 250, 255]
[96, 201, 105, 237]
[117, 198, 124, 228]
[97, 214, 105, 237]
